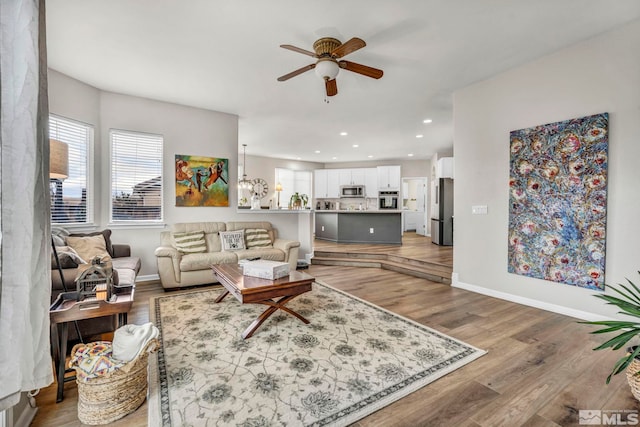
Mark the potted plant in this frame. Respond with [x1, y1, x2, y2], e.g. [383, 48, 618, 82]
[581, 272, 640, 398]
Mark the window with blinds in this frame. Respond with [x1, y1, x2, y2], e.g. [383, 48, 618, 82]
[275, 168, 312, 208]
[110, 129, 163, 222]
[49, 115, 94, 225]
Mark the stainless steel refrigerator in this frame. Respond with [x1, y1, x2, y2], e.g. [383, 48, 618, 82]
[431, 178, 453, 246]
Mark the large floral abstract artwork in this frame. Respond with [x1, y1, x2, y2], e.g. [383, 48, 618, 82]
[508, 113, 608, 290]
[175, 155, 229, 207]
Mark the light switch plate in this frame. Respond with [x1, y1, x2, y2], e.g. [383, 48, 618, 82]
[472, 205, 488, 215]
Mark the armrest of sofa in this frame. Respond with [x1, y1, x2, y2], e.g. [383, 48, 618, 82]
[273, 239, 300, 270]
[155, 245, 183, 284]
[112, 244, 131, 258]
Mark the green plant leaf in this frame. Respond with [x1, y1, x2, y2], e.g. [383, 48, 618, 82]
[593, 330, 640, 351]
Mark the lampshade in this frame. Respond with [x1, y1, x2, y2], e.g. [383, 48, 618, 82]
[275, 183, 283, 192]
[315, 59, 339, 81]
[50, 139, 69, 179]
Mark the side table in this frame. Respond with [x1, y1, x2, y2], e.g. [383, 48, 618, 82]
[49, 288, 135, 402]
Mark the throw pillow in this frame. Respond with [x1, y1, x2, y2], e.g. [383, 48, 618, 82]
[51, 246, 87, 269]
[245, 228, 273, 249]
[66, 234, 112, 264]
[220, 230, 246, 251]
[172, 230, 207, 254]
[69, 229, 114, 257]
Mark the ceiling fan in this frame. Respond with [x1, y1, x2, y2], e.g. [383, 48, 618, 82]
[277, 37, 383, 97]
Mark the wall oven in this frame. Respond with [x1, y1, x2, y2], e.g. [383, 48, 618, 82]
[340, 185, 365, 198]
[379, 191, 399, 209]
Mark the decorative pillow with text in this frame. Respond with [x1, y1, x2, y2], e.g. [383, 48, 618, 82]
[219, 230, 246, 251]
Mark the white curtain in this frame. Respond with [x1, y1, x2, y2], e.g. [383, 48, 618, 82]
[0, 0, 54, 410]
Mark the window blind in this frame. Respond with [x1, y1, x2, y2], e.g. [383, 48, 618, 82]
[110, 129, 163, 222]
[49, 115, 93, 225]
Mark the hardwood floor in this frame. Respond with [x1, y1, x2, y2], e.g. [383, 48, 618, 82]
[32, 236, 637, 426]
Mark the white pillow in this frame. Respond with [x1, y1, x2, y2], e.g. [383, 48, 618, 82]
[219, 230, 246, 251]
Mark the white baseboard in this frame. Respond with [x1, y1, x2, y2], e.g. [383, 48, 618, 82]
[451, 273, 612, 322]
[14, 405, 37, 427]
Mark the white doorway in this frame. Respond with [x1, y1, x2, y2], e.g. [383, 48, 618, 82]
[402, 177, 428, 236]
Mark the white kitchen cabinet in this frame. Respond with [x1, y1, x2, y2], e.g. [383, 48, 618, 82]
[437, 157, 454, 179]
[327, 169, 340, 198]
[314, 169, 328, 198]
[377, 165, 401, 190]
[338, 169, 352, 186]
[364, 168, 378, 197]
[338, 168, 367, 186]
[350, 169, 366, 185]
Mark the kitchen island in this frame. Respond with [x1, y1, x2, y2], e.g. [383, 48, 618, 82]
[315, 210, 402, 245]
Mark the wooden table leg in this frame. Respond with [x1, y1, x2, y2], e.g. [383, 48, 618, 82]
[214, 290, 229, 303]
[56, 322, 68, 403]
[242, 295, 310, 339]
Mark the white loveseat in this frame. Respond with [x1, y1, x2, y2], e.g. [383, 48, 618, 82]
[155, 221, 300, 289]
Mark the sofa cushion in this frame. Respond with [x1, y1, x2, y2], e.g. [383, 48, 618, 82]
[66, 234, 112, 263]
[172, 230, 207, 254]
[69, 229, 114, 257]
[226, 221, 276, 243]
[245, 228, 273, 249]
[179, 251, 238, 272]
[234, 248, 285, 262]
[220, 230, 246, 251]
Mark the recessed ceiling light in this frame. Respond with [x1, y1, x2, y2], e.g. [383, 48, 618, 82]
[340, 132, 348, 136]
[352, 144, 359, 148]
[296, 157, 301, 160]
[314, 150, 320, 154]
[368, 155, 373, 158]
[408, 153, 414, 157]
[423, 119, 433, 124]
[416, 134, 423, 138]
[332, 157, 337, 160]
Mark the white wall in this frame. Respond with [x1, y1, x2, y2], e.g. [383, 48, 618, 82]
[453, 19, 640, 319]
[48, 70, 308, 277]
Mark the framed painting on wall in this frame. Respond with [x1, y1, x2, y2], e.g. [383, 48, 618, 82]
[175, 154, 229, 207]
[508, 112, 608, 291]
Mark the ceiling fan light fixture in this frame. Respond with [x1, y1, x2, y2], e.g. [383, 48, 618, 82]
[315, 58, 339, 81]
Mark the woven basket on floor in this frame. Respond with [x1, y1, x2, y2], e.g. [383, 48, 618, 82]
[69, 339, 160, 425]
[626, 357, 640, 401]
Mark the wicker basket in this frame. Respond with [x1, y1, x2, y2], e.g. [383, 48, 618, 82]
[69, 339, 159, 425]
[626, 356, 640, 401]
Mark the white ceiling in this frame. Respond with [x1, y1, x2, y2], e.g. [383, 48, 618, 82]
[46, 1, 640, 163]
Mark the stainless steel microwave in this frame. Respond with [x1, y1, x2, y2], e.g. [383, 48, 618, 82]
[340, 185, 365, 198]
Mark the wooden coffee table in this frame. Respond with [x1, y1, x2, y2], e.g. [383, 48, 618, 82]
[211, 263, 314, 339]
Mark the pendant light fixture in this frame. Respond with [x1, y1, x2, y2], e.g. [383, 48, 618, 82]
[238, 144, 253, 190]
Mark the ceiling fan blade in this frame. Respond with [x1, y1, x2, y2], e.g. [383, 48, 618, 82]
[280, 44, 317, 57]
[331, 37, 366, 58]
[277, 64, 316, 81]
[326, 78, 337, 97]
[339, 60, 384, 79]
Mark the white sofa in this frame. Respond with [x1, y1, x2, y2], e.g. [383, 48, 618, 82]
[155, 221, 300, 289]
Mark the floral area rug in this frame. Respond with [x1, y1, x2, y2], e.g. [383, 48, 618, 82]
[148, 280, 486, 426]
